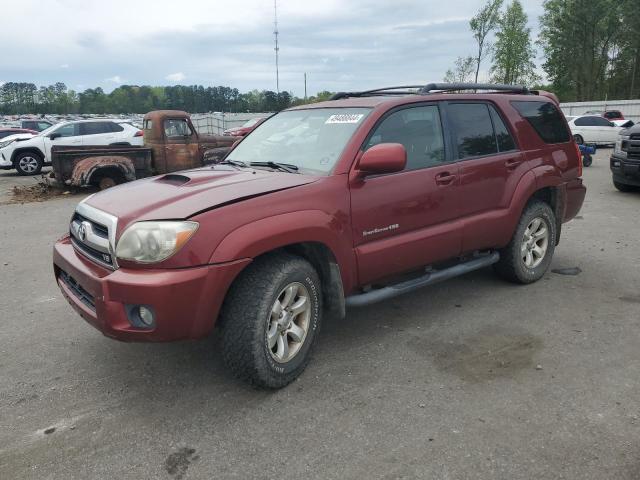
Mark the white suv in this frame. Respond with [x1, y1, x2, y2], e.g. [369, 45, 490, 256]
[0, 119, 143, 175]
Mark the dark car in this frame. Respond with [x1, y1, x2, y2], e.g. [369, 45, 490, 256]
[54, 82, 585, 388]
[223, 117, 266, 137]
[611, 123, 640, 192]
[0, 128, 38, 139]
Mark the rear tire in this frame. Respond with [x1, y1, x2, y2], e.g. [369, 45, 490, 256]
[494, 200, 556, 284]
[14, 152, 43, 176]
[220, 253, 322, 389]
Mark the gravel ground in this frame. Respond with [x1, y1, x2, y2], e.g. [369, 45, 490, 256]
[1, 149, 639, 480]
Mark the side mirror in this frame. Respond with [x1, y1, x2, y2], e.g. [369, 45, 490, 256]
[357, 143, 407, 176]
[49, 133, 61, 140]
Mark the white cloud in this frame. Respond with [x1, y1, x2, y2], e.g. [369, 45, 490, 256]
[60, 64, 70, 69]
[166, 72, 186, 82]
[105, 75, 124, 84]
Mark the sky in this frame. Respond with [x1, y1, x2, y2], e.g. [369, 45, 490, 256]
[0, 0, 545, 96]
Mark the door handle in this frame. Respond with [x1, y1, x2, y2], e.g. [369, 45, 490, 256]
[435, 172, 456, 185]
[505, 158, 522, 169]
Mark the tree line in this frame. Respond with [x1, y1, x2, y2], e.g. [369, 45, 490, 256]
[0, 82, 335, 115]
[445, 0, 640, 102]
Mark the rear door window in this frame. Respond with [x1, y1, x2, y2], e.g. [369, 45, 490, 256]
[80, 122, 113, 136]
[511, 101, 570, 143]
[109, 122, 125, 132]
[447, 103, 498, 159]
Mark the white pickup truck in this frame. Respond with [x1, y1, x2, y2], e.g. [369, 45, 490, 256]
[0, 119, 143, 175]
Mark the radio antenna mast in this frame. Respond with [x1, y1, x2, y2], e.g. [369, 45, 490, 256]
[274, 0, 280, 94]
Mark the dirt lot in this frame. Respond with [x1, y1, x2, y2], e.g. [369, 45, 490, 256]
[1, 150, 639, 479]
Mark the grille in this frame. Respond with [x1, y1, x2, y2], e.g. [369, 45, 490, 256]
[624, 138, 640, 161]
[72, 212, 108, 238]
[59, 269, 95, 311]
[69, 207, 116, 269]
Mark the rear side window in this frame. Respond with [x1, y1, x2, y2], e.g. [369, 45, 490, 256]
[81, 122, 112, 135]
[488, 105, 516, 152]
[109, 122, 124, 132]
[511, 101, 570, 144]
[574, 117, 594, 127]
[447, 103, 497, 159]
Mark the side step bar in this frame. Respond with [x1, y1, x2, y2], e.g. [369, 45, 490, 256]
[345, 252, 500, 308]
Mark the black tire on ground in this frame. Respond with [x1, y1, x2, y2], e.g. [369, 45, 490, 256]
[582, 154, 592, 167]
[613, 180, 635, 192]
[494, 200, 557, 284]
[14, 151, 44, 176]
[573, 134, 584, 145]
[220, 252, 322, 389]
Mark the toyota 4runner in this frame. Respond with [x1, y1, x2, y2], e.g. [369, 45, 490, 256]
[53, 83, 586, 388]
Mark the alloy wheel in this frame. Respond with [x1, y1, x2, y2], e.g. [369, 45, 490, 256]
[266, 282, 311, 363]
[521, 217, 549, 269]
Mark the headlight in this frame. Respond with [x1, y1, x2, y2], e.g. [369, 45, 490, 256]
[0, 139, 15, 149]
[115, 221, 198, 263]
[615, 136, 628, 156]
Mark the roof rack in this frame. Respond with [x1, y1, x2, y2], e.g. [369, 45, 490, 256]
[329, 82, 530, 100]
[419, 82, 529, 94]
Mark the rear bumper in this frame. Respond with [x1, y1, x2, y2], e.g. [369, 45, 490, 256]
[53, 235, 250, 342]
[562, 178, 586, 222]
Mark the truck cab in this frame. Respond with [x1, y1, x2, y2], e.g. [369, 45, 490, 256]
[142, 110, 235, 174]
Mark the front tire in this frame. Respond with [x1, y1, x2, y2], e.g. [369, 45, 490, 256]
[494, 200, 556, 284]
[14, 152, 43, 176]
[573, 134, 584, 145]
[614, 180, 635, 192]
[220, 253, 322, 388]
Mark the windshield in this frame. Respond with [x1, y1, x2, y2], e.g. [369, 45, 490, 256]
[226, 108, 371, 175]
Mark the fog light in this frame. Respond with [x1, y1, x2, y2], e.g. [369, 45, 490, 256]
[613, 160, 621, 167]
[138, 306, 154, 327]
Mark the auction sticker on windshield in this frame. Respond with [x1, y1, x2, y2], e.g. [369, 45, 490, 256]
[325, 114, 365, 124]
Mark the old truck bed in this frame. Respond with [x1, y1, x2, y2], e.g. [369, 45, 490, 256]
[51, 145, 153, 187]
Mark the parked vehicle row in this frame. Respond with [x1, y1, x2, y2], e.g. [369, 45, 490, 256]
[0, 119, 144, 175]
[53, 82, 586, 388]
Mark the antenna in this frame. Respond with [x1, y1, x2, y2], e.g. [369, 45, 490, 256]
[274, 0, 280, 94]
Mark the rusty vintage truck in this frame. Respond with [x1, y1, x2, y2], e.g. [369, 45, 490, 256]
[51, 110, 237, 189]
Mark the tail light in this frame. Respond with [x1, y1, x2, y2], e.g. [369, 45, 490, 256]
[574, 142, 582, 177]
[134, 130, 143, 137]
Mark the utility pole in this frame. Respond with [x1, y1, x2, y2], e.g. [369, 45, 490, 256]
[274, 0, 280, 94]
[304, 72, 307, 101]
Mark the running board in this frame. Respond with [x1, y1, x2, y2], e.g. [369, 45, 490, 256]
[345, 252, 500, 308]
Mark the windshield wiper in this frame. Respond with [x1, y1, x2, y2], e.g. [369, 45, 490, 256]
[249, 161, 299, 173]
[217, 159, 249, 169]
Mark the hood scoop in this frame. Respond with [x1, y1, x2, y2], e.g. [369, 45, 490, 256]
[156, 174, 191, 185]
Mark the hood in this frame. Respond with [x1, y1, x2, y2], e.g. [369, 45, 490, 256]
[85, 166, 319, 228]
[0, 133, 35, 145]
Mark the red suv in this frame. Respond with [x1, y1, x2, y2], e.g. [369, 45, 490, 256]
[53, 83, 586, 388]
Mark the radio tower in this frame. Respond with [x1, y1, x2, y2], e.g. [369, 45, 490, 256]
[274, 0, 280, 94]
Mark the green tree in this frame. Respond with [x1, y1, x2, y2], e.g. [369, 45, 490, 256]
[491, 0, 538, 85]
[470, 0, 504, 83]
[443, 56, 476, 83]
[539, 0, 622, 101]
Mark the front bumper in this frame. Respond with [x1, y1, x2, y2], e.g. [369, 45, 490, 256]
[0, 150, 11, 168]
[611, 154, 640, 186]
[53, 235, 250, 342]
